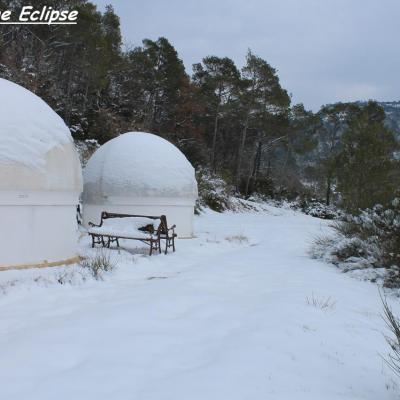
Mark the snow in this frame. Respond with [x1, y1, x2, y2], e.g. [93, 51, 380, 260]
[88, 216, 160, 239]
[0, 78, 72, 169]
[0, 205, 398, 399]
[83, 132, 197, 200]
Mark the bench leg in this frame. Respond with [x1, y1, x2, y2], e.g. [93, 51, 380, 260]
[172, 237, 176, 252]
[107, 237, 119, 249]
[91, 235, 104, 248]
[149, 241, 153, 256]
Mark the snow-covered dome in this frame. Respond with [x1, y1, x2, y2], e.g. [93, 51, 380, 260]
[83, 132, 198, 203]
[0, 78, 82, 197]
[0, 79, 82, 269]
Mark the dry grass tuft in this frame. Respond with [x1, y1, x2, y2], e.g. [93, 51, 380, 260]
[80, 250, 116, 280]
[306, 293, 336, 311]
[225, 234, 249, 244]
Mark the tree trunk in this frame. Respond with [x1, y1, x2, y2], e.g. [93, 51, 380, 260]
[245, 140, 262, 197]
[253, 140, 262, 188]
[211, 104, 219, 173]
[326, 174, 331, 206]
[235, 115, 249, 191]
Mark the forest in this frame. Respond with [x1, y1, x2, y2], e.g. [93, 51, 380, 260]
[0, 0, 399, 213]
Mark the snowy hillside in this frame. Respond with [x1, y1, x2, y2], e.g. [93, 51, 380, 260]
[0, 205, 398, 399]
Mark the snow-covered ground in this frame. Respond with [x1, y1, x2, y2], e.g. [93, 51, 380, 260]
[0, 205, 399, 399]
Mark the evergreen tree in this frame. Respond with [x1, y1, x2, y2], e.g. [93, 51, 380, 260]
[313, 103, 359, 205]
[193, 56, 240, 172]
[237, 50, 290, 195]
[337, 102, 398, 211]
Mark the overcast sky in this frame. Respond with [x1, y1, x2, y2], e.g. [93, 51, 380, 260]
[94, 0, 399, 111]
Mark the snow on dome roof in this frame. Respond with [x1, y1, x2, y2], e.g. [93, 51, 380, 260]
[0, 78, 72, 168]
[83, 132, 198, 202]
[0, 78, 82, 195]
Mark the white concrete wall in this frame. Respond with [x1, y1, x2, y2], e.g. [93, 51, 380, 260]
[83, 204, 194, 238]
[0, 205, 79, 267]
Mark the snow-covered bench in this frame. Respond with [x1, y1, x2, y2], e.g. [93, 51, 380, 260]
[88, 212, 177, 256]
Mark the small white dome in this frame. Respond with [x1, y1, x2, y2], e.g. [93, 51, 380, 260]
[0, 78, 82, 198]
[83, 132, 198, 204]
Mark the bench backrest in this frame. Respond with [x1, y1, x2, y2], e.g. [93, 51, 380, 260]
[99, 212, 169, 235]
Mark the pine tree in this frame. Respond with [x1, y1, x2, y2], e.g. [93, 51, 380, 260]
[237, 50, 290, 195]
[313, 103, 359, 205]
[192, 56, 240, 172]
[337, 102, 398, 211]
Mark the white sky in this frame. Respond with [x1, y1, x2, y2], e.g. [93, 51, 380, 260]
[94, 0, 400, 111]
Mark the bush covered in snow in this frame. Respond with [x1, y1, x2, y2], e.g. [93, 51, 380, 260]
[196, 169, 232, 213]
[299, 200, 343, 220]
[311, 199, 400, 287]
[195, 170, 272, 214]
[288, 198, 343, 220]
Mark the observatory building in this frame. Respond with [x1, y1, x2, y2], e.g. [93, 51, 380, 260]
[83, 132, 198, 238]
[0, 78, 83, 269]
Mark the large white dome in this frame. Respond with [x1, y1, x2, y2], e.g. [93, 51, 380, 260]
[83, 132, 198, 204]
[0, 79, 82, 268]
[0, 78, 82, 198]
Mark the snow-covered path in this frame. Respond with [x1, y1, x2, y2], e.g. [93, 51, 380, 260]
[0, 206, 398, 399]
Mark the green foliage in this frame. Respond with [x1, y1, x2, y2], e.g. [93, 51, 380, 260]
[193, 56, 241, 171]
[337, 102, 398, 211]
[310, 102, 357, 205]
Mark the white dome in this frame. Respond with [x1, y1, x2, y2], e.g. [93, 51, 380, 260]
[0, 78, 82, 199]
[83, 132, 198, 204]
[0, 79, 82, 268]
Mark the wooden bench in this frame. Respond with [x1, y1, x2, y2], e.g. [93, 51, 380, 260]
[87, 212, 177, 256]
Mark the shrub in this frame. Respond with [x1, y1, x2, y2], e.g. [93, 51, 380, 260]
[330, 235, 372, 261]
[312, 198, 400, 287]
[80, 250, 116, 280]
[196, 169, 232, 213]
[297, 198, 343, 220]
[336, 200, 400, 269]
